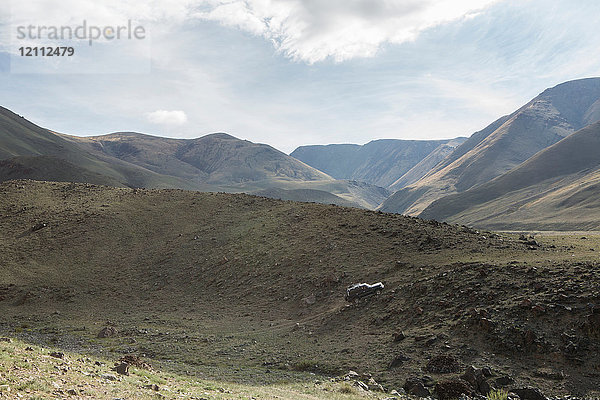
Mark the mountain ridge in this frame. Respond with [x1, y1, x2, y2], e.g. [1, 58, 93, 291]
[380, 77, 600, 216]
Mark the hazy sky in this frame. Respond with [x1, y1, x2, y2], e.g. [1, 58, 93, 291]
[1, 0, 599, 153]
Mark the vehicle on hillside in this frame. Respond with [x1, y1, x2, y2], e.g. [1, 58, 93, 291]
[345, 282, 384, 302]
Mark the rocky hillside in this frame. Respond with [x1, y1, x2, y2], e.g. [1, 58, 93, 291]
[1, 180, 599, 398]
[380, 78, 600, 216]
[291, 138, 466, 188]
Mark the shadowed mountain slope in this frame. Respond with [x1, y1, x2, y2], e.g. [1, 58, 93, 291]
[420, 121, 600, 230]
[380, 78, 600, 215]
[291, 138, 465, 188]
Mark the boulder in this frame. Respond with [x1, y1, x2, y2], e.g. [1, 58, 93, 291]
[435, 379, 473, 400]
[97, 326, 118, 338]
[512, 387, 547, 400]
[113, 362, 129, 376]
[404, 378, 430, 398]
[426, 355, 460, 373]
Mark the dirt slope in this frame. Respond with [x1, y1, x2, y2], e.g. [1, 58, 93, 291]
[1, 180, 599, 397]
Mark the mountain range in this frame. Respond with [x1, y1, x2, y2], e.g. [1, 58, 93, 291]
[2, 77, 600, 230]
[0, 106, 390, 208]
[291, 137, 466, 189]
[379, 78, 600, 219]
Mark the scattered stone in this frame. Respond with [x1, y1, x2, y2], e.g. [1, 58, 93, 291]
[67, 389, 78, 395]
[0, 385, 10, 393]
[25, 347, 34, 351]
[534, 369, 564, 381]
[118, 355, 151, 369]
[101, 374, 118, 381]
[0, 338, 12, 343]
[302, 294, 316, 305]
[512, 387, 547, 400]
[31, 222, 48, 232]
[113, 362, 129, 376]
[97, 326, 118, 338]
[144, 384, 160, 391]
[426, 355, 460, 374]
[388, 354, 410, 369]
[404, 378, 430, 398]
[392, 330, 406, 342]
[435, 379, 473, 400]
[478, 318, 496, 332]
[461, 366, 492, 394]
[422, 375, 435, 387]
[49, 352, 65, 359]
[495, 376, 514, 386]
[345, 370, 359, 380]
[368, 377, 385, 392]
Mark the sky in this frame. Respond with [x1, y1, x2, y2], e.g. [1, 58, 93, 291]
[1, 0, 599, 153]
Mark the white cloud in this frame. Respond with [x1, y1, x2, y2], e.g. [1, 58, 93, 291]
[195, 0, 502, 63]
[4, 0, 501, 64]
[146, 110, 188, 126]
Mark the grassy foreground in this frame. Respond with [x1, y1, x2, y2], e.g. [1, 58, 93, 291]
[0, 338, 391, 400]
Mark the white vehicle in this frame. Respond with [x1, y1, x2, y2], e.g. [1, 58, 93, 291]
[345, 282, 384, 302]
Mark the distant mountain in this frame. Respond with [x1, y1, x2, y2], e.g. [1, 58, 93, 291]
[0, 106, 389, 208]
[291, 138, 466, 188]
[419, 121, 600, 230]
[64, 132, 331, 185]
[388, 138, 466, 191]
[0, 106, 190, 189]
[380, 78, 600, 215]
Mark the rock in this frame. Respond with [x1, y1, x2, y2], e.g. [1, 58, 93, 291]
[388, 354, 410, 369]
[113, 362, 129, 376]
[368, 378, 385, 392]
[354, 381, 369, 391]
[478, 318, 496, 332]
[461, 365, 493, 394]
[495, 376, 514, 386]
[435, 379, 473, 400]
[302, 294, 316, 305]
[404, 378, 430, 398]
[425, 355, 460, 373]
[49, 352, 65, 359]
[101, 374, 118, 381]
[345, 370, 360, 380]
[97, 326, 118, 338]
[67, 389, 78, 395]
[512, 387, 547, 400]
[31, 222, 48, 232]
[393, 331, 406, 342]
[118, 354, 151, 369]
[422, 375, 435, 387]
[390, 389, 405, 395]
